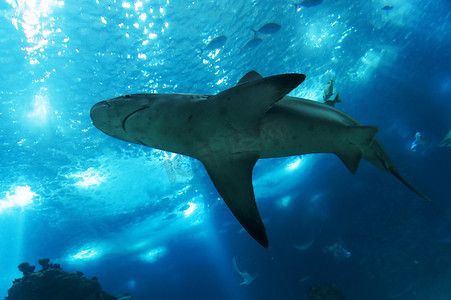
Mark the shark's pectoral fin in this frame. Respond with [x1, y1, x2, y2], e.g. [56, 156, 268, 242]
[201, 152, 268, 248]
[213, 73, 306, 130]
[335, 126, 379, 174]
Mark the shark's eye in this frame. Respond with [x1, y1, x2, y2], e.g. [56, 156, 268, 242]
[125, 95, 131, 98]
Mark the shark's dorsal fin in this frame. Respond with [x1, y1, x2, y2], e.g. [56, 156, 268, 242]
[236, 71, 263, 85]
[213, 73, 306, 130]
[201, 152, 268, 248]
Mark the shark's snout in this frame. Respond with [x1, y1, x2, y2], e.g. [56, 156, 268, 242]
[90, 101, 109, 121]
[90, 101, 112, 133]
[90, 98, 147, 145]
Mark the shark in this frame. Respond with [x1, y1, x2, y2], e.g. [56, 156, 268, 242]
[439, 129, 451, 147]
[233, 257, 257, 285]
[90, 71, 430, 248]
[294, 238, 314, 251]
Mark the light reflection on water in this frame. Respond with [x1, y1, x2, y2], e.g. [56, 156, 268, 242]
[7, 0, 64, 63]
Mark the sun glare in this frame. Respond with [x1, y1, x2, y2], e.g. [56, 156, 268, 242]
[0, 185, 37, 212]
[140, 247, 167, 263]
[183, 202, 196, 217]
[73, 249, 97, 260]
[27, 94, 50, 124]
[285, 157, 302, 171]
[66, 168, 106, 188]
[277, 196, 291, 209]
[8, 0, 64, 63]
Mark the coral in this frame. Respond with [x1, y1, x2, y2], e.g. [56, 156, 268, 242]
[305, 283, 347, 300]
[38, 258, 50, 270]
[17, 263, 35, 276]
[6, 258, 119, 300]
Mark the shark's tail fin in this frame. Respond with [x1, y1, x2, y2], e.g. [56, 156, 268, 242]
[391, 168, 431, 202]
[335, 126, 378, 174]
[363, 139, 431, 201]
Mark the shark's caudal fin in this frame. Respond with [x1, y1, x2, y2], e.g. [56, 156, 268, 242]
[391, 170, 431, 201]
[335, 126, 379, 174]
[363, 140, 431, 201]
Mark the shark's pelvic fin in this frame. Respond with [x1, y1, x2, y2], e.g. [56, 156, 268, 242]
[202, 152, 268, 248]
[236, 70, 263, 85]
[336, 148, 363, 175]
[335, 126, 378, 174]
[212, 73, 306, 130]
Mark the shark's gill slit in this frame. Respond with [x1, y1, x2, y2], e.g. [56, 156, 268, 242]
[121, 106, 149, 132]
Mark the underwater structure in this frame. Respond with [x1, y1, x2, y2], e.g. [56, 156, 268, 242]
[305, 283, 347, 300]
[6, 258, 118, 300]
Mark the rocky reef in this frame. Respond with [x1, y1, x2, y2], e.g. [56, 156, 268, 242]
[305, 283, 347, 300]
[6, 258, 118, 300]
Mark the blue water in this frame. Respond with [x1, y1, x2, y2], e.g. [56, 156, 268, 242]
[1, 0, 451, 299]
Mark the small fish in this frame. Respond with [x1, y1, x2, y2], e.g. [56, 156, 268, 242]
[162, 213, 177, 221]
[178, 203, 191, 211]
[199, 35, 227, 55]
[439, 129, 451, 147]
[293, 238, 314, 250]
[117, 294, 132, 300]
[233, 257, 257, 285]
[240, 37, 262, 53]
[323, 79, 334, 101]
[252, 23, 281, 36]
[410, 132, 425, 152]
[294, 0, 323, 8]
[324, 93, 341, 107]
[382, 5, 394, 10]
